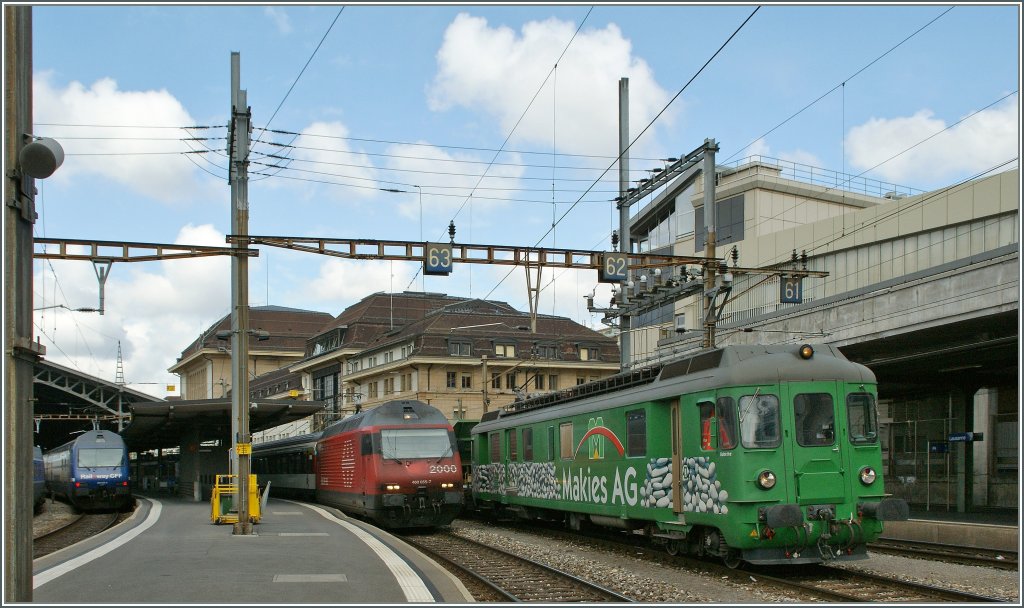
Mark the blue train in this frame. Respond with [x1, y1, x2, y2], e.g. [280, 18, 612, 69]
[43, 430, 132, 512]
[33, 446, 46, 514]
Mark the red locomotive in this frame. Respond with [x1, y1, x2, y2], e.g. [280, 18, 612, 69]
[253, 399, 463, 529]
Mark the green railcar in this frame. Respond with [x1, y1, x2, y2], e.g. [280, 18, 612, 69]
[470, 344, 908, 567]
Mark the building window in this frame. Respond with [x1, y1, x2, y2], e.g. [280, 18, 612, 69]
[505, 372, 517, 390]
[534, 374, 544, 390]
[576, 377, 586, 385]
[448, 341, 471, 356]
[400, 373, 412, 392]
[559, 422, 573, 460]
[579, 347, 598, 361]
[534, 345, 558, 359]
[491, 372, 501, 389]
[494, 343, 516, 358]
[384, 351, 393, 363]
[461, 373, 472, 389]
[368, 382, 378, 399]
[383, 377, 395, 395]
[368, 355, 377, 367]
[446, 372, 457, 388]
[548, 374, 558, 390]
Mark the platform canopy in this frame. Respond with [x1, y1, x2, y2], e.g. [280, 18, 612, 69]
[123, 399, 325, 452]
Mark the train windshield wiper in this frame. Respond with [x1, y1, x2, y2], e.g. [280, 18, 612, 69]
[435, 446, 453, 463]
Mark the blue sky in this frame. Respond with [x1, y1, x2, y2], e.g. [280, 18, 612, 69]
[25, 3, 1020, 397]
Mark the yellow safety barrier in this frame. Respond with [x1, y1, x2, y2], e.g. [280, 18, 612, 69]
[210, 474, 261, 524]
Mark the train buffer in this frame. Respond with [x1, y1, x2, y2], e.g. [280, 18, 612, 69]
[210, 474, 262, 524]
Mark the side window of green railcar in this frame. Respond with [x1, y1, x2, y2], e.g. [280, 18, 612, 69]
[523, 428, 534, 461]
[716, 397, 738, 449]
[739, 394, 781, 448]
[794, 393, 835, 446]
[626, 410, 646, 456]
[847, 393, 879, 444]
[559, 422, 573, 460]
[489, 432, 500, 463]
[547, 426, 555, 461]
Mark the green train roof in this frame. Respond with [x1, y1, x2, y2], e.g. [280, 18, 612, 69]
[474, 343, 875, 433]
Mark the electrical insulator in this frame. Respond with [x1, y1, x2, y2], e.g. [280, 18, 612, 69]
[731, 246, 739, 267]
[448, 221, 456, 243]
[801, 250, 808, 270]
[611, 230, 619, 248]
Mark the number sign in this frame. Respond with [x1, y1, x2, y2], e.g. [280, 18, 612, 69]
[600, 252, 628, 283]
[780, 276, 803, 303]
[424, 243, 453, 275]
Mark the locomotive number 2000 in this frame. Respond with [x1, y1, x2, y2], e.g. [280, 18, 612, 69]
[430, 464, 459, 474]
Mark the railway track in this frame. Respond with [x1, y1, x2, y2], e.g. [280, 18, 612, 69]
[33, 511, 121, 559]
[868, 539, 1018, 571]
[398, 530, 633, 602]
[454, 517, 1010, 603]
[748, 565, 1006, 603]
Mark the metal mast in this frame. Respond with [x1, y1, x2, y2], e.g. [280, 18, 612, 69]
[228, 52, 253, 535]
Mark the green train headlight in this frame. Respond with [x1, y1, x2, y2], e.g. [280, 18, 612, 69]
[859, 467, 877, 485]
[756, 470, 777, 490]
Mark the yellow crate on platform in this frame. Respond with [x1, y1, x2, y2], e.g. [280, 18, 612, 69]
[210, 474, 261, 524]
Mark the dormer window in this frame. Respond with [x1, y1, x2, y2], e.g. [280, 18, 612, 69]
[494, 343, 516, 358]
[448, 340, 472, 356]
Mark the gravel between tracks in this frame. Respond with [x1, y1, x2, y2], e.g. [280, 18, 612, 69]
[450, 519, 1020, 603]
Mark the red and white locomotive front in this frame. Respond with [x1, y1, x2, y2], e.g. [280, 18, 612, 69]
[371, 424, 463, 528]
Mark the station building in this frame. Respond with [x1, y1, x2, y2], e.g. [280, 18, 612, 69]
[623, 156, 1018, 514]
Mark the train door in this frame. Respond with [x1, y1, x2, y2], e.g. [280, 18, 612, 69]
[671, 402, 681, 513]
[504, 428, 517, 499]
[783, 382, 847, 505]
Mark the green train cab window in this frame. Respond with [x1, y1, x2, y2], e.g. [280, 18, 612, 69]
[716, 397, 738, 449]
[793, 393, 835, 446]
[523, 428, 534, 461]
[698, 402, 717, 450]
[626, 410, 646, 456]
[739, 393, 781, 448]
[847, 393, 879, 444]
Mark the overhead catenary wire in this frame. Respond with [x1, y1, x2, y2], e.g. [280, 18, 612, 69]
[723, 5, 955, 164]
[485, 5, 762, 301]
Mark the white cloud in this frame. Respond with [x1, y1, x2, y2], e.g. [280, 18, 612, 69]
[306, 258, 415, 306]
[264, 7, 293, 34]
[845, 97, 1019, 187]
[740, 138, 824, 169]
[283, 121, 379, 201]
[33, 223, 233, 398]
[428, 13, 673, 158]
[33, 72, 220, 204]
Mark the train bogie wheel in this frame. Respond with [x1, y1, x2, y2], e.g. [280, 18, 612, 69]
[665, 539, 680, 556]
[722, 550, 742, 569]
[568, 512, 584, 531]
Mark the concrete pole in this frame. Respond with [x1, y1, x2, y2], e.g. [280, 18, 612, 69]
[4, 6, 40, 600]
[617, 77, 631, 370]
[229, 52, 253, 534]
[701, 138, 718, 349]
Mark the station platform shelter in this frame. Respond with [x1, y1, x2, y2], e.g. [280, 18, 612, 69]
[122, 399, 324, 501]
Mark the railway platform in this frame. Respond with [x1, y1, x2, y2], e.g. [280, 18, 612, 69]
[879, 507, 1019, 553]
[31, 495, 475, 604]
